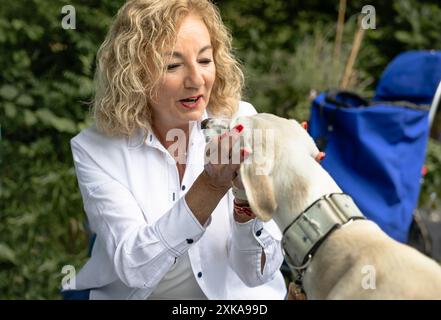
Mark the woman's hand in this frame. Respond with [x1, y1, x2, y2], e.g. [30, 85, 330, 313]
[232, 172, 248, 203]
[203, 124, 251, 190]
[185, 124, 251, 225]
[203, 125, 255, 223]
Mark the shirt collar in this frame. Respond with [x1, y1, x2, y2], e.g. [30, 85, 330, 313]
[144, 110, 209, 148]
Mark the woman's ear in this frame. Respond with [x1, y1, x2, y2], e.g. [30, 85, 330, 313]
[240, 163, 277, 222]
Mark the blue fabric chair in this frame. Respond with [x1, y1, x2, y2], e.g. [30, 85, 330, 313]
[308, 50, 441, 242]
[374, 50, 441, 105]
[61, 289, 90, 300]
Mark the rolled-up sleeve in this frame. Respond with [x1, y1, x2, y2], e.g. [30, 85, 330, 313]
[227, 217, 284, 287]
[72, 140, 208, 290]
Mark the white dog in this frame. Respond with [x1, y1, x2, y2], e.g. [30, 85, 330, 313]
[235, 113, 441, 299]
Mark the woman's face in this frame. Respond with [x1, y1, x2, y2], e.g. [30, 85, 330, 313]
[150, 14, 216, 131]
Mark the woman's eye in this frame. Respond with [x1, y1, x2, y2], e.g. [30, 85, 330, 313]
[199, 59, 212, 65]
[167, 63, 180, 71]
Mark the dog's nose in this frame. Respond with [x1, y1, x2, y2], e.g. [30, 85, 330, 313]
[201, 118, 212, 130]
[201, 118, 231, 143]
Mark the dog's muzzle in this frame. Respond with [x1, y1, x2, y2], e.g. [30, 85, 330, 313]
[201, 117, 231, 143]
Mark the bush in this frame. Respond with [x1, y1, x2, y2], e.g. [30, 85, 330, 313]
[1, 0, 440, 299]
[0, 0, 120, 299]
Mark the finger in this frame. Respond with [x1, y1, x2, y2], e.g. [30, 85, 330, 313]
[230, 124, 244, 144]
[218, 132, 231, 164]
[315, 151, 326, 162]
[205, 136, 221, 165]
[230, 147, 252, 173]
[232, 172, 244, 189]
[208, 129, 230, 165]
[226, 124, 246, 164]
[240, 147, 252, 162]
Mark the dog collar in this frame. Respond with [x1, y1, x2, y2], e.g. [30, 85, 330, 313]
[282, 193, 365, 270]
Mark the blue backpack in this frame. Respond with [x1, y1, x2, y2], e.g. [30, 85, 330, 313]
[308, 50, 441, 242]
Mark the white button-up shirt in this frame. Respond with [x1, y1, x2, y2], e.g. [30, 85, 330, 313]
[70, 101, 287, 300]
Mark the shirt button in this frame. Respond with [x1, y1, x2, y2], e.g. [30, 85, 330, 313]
[181, 185, 186, 191]
[256, 229, 262, 237]
[197, 272, 203, 278]
[186, 238, 193, 244]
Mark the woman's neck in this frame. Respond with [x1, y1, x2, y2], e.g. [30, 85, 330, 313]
[152, 121, 194, 164]
[152, 119, 190, 143]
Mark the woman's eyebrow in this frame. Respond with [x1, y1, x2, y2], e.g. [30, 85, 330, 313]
[165, 45, 212, 58]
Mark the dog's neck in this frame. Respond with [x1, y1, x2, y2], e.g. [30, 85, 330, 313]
[273, 162, 342, 232]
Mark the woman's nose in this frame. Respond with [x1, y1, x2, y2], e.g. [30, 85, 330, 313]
[184, 64, 204, 88]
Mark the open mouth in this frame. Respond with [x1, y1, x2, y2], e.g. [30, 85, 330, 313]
[179, 95, 203, 109]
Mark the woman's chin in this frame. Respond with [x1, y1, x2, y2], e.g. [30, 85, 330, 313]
[187, 113, 204, 124]
[181, 106, 206, 121]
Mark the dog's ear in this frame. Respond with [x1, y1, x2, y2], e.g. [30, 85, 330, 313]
[235, 114, 278, 221]
[240, 163, 278, 222]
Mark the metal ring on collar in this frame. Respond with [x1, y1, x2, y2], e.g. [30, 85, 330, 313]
[285, 253, 312, 271]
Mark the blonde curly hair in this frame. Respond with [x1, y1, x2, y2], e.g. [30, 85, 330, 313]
[92, 0, 244, 137]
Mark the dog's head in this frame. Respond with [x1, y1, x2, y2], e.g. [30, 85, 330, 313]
[233, 113, 325, 222]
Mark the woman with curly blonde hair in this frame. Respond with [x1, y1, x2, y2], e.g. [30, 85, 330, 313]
[65, 0, 286, 300]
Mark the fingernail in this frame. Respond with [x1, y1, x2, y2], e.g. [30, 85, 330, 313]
[315, 151, 326, 162]
[240, 148, 252, 159]
[234, 124, 244, 133]
[301, 121, 308, 130]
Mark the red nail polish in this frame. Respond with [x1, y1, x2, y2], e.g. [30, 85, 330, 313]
[240, 149, 250, 159]
[301, 121, 308, 130]
[316, 151, 326, 162]
[234, 124, 244, 133]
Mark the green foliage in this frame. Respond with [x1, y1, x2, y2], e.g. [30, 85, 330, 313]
[1, 0, 440, 299]
[393, 0, 441, 49]
[240, 19, 373, 121]
[420, 139, 441, 209]
[219, 0, 441, 118]
[0, 0, 124, 299]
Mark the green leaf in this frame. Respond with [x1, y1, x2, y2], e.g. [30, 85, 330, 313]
[394, 31, 412, 44]
[26, 25, 44, 41]
[4, 102, 17, 118]
[11, 19, 24, 30]
[36, 109, 77, 133]
[0, 85, 18, 100]
[0, 243, 17, 265]
[35, 108, 56, 123]
[37, 260, 57, 273]
[24, 109, 38, 126]
[50, 117, 77, 133]
[16, 94, 34, 107]
[12, 51, 31, 68]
